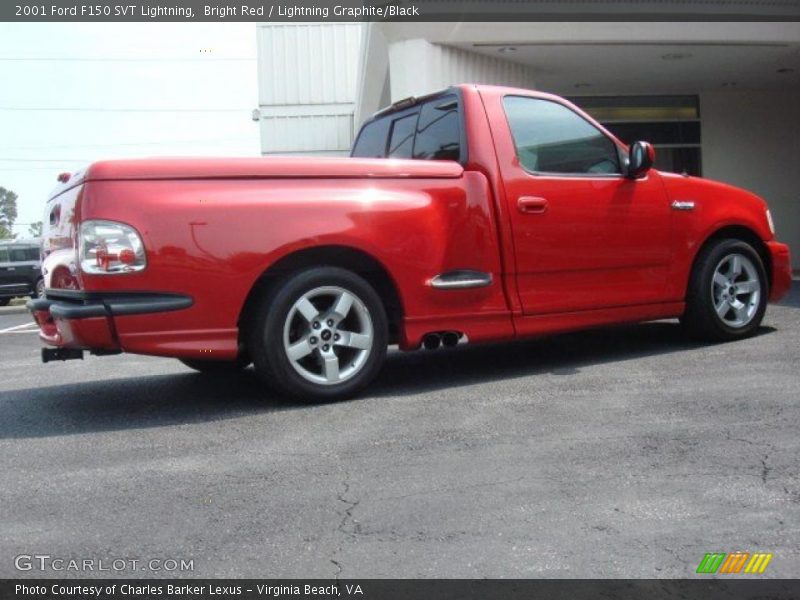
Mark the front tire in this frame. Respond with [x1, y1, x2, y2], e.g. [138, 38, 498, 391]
[249, 267, 388, 402]
[681, 238, 768, 341]
[0, 298, 10, 307]
[34, 278, 45, 299]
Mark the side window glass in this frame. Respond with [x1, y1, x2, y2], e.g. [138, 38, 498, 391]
[503, 96, 621, 175]
[0, 248, 8, 263]
[387, 113, 419, 159]
[9, 247, 27, 262]
[351, 118, 390, 158]
[26, 247, 40, 261]
[413, 96, 461, 161]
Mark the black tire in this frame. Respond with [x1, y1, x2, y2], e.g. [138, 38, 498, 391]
[681, 238, 768, 341]
[179, 356, 250, 374]
[249, 266, 388, 402]
[34, 278, 45, 299]
[0, 298, 10, 307]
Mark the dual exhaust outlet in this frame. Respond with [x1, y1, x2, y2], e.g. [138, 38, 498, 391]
[422, 331, 463, 350]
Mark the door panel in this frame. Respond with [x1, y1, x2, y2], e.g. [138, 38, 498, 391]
[484, 92, 672, 316]
[506, 173, 671, 314]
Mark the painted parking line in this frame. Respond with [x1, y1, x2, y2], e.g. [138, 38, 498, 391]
[0, 322, 38, 334]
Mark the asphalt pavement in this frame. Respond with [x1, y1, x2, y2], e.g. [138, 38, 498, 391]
[0, 287, 798, 578]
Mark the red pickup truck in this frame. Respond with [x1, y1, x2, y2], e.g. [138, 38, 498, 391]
[29, 84, 792, 401]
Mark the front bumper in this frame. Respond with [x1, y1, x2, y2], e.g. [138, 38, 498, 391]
[766, 241, 792, 303]
[27, 291, 193, 351]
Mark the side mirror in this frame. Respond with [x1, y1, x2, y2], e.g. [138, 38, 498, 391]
[626, 141, 655, 179]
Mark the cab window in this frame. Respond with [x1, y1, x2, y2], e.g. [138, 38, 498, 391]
[351, 118, 390, 158]
[352, 94, 463, 163]
[413, 95, 461, 161]
[9, 247, 29, 262]
[387, 113, 419, 159]
[503, 96, 621, 175]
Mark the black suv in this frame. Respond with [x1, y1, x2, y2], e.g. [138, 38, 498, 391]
[0, 240, 43, 306]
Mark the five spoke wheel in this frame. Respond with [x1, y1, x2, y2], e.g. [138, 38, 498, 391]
[249, 266, 388, 402]
[711, 253, 761, 328]
[283, 286, 374, 385]
[682, 238, 767, 341]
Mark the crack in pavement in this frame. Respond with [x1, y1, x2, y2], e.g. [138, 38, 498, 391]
[330, 471, 360, 581]
[724, 430, 776, 486]
[760, 455, 772, 485]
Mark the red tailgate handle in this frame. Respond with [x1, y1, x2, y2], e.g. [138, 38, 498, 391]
[517, 196, 549, 214]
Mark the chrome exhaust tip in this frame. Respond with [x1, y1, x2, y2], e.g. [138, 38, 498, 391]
[441, 331, 460, 347]
[422, 333, 441, 350]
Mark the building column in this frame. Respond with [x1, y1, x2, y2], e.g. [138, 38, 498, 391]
[256, 23, 363, 156]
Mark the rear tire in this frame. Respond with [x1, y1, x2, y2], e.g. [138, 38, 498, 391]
[681, 238, 768, 341]
[249, 266, 388, 402]
[34, 278, 45, 299]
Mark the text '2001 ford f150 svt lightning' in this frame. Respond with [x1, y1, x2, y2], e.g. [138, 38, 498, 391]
[28, 84, 792, 401]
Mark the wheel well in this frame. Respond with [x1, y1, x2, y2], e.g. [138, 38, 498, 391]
[692, 225, 772, 290]
[238, 246, 404, 344]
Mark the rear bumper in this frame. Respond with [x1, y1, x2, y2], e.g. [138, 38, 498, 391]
[766, 241, 792, 303]
[27, 291, 193, 351]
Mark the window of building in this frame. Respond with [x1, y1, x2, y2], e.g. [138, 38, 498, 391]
[413, 95, 461, 161]
[503, 96, 621, 175]
[569, 95, 701, 176]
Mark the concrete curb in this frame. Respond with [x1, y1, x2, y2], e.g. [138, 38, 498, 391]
[0, 305, 29, 316]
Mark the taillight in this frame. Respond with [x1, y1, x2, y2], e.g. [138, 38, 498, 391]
[79, 220, 146, 274]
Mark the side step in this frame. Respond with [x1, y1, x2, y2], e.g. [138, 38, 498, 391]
[42, 348, 84, 363]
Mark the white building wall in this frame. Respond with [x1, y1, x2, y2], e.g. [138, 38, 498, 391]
[387, 39, 536, 102]
[256, 23, 363, 155]
[700, 90, 800, 269]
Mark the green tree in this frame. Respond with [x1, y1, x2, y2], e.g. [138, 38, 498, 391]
[0, 187, 18, 239]
[28, 221, 43, 238]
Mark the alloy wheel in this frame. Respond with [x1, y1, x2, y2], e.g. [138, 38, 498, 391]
[711, 253, 761, 328]
[282, 286, 374, 385]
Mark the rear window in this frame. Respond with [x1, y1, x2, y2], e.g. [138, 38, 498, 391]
[387, 113, 418, 159]
[351, 118, 390, 158]
[351, 93, 463, 163]
[413, 96, 461, 161]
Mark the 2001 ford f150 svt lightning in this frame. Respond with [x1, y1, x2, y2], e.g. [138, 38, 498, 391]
[29, 84, 792, 401]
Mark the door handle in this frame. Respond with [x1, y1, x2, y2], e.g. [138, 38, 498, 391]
[517, 196, 549, 214]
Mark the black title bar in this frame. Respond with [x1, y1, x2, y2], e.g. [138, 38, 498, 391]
[4, 0, 800, 22]
[4, 579, 800, 600]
